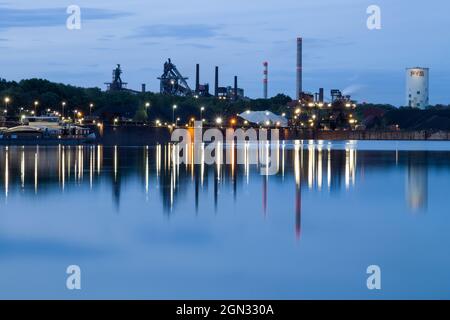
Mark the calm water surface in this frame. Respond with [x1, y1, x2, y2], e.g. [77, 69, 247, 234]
[0, 140, 449, 299]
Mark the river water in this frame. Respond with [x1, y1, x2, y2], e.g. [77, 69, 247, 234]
[0, 140, 449, 299]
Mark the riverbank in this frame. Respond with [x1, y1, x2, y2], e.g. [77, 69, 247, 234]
[283, 129, 450, 141]
[1, 126, 449, 146]
[95, 127, 450, 145]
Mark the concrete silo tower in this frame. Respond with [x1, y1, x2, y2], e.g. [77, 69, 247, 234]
[406, 67, 429, 109]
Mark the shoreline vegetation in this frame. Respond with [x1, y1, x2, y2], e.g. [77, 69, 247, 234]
[1, 78, 450, 133]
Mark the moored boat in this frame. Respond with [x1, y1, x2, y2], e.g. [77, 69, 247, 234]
[0, 116, 96, 144]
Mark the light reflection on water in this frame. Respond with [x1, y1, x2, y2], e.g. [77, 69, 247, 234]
[0, 141, 449, 299]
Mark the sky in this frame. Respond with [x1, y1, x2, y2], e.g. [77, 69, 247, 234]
[0, 0, 449, 106]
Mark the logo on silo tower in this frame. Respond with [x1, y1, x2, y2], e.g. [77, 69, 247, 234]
[410, 70, 425, 77]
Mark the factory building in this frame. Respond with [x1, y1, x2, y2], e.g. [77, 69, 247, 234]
[215, 71, 244, 100]
[217, 86, 244, 100]
[406, 67, 429, 109]
[105, 64, 128, 91]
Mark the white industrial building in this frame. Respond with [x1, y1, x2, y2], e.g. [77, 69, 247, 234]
[406, 67, 429, 109]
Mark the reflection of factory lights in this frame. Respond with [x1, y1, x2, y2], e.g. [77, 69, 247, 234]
[327, 148, 331, 189]
[308, 144, 314, 189]
[317, 147, 323, 190]
[345, 148, 357, 189]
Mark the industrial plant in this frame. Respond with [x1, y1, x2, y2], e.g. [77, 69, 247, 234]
[3, 36, 441, 135]
[98, 36, 357, 130]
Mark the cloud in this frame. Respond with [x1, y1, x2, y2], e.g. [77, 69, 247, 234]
[342, 84, 365, 96]
[307, 37, 355, 48]
[129, 24, 222, 39]
[97, 35, 117, 42]
[0, 6, 131, 30]
[216, 35, 251, 43]
[179, 43, 214, 49]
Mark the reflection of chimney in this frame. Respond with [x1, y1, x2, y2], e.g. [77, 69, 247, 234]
[195, 63, 200, 93]
[263, 176, 267, 216]
[263, 61, 268, 99]
[142, 83, 146, 93]
[234, 76, 238, 101]
[295, 182, 301, 240]
[296, 37, 303, 100]
[319, 88, 324, 103]
[214, 66, 219, 97]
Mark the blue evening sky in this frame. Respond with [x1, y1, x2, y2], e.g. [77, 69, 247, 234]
[0, 0, 449, 106]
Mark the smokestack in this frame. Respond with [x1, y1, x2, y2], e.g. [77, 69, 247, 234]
[263, 61, 268, 99]
[214, 66, 219, 97]
[296, 37, 303, 100]
[234, 76, 238, 101]
[195, 63, 200, 93]
[142, 83, 146, 93]
[319, 88, 324, 103]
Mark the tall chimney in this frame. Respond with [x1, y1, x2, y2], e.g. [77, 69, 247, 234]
[195, 63, 200, 93]
[234, 76, 238, 101]
[263, 61, 268, 99]
[141, 83, 146, 93]
[214, 66, 219, 97]
[296, 37, 303, 100]
[319, 88, 324, 103]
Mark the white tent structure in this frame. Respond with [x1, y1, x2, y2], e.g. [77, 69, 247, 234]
[238, 110, 288, 127]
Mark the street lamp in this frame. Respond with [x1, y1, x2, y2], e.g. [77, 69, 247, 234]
[61, 102, 66, 117]
[172, 104, 177, 123]
[34, 100, 39, 115]
[4, 97, 10, 115]
[176, 117, 180, 127]
[89, 103, 94, 116]
[200, 106, 205, 120]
